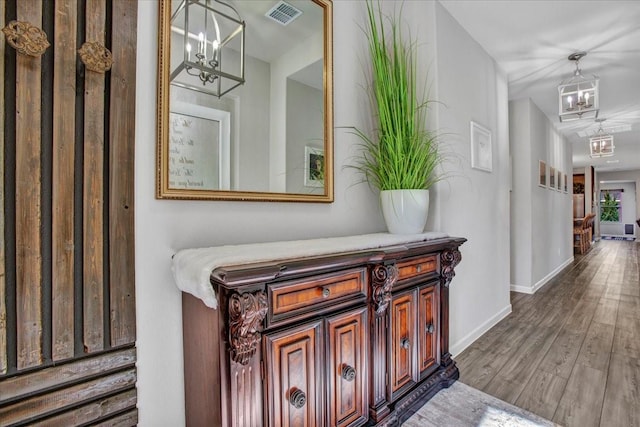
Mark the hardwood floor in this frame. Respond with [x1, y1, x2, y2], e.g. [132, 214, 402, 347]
[456, 240, 640, 427]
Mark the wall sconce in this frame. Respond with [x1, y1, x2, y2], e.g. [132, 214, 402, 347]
[170, 0, 245, 98]
[558, 52, 599, 122]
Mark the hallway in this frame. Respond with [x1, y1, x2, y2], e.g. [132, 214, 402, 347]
[455, 240, 640, 427]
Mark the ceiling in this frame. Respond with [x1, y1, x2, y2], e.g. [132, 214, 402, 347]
[440, 0, 640, 173]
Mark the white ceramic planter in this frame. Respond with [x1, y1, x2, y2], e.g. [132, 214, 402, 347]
[380, 189, 430, 234]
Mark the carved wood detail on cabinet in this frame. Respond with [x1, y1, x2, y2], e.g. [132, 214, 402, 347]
[181, 236, 465, 426]
[371, 264, 398, 315]
[228, 290, 268, 365]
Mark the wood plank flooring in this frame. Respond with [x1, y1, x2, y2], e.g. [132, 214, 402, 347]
[456, 240, 640, 427]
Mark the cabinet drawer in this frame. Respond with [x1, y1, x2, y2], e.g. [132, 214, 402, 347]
[397, 255, 437, 281]
[269, 268, 366, 323]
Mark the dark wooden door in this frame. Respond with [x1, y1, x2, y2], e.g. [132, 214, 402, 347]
[0, 0, 137, 424]
[390, 290, 416, 398]
[326, 307, 368, 427]
[418, 284, 440, 379]
[264, 320, 324, 427]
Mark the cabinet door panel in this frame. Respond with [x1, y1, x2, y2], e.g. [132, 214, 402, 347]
[390, 291, 416, 396]
[264, 320, 323, 427]
[327, 307, 368, 427]
[418, 285, 440, 378]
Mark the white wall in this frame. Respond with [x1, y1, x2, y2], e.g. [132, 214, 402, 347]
[509, 99, 533, 289]
[135, 0, 513, 424]
[136, 2, 382, 425]
[509, 98, 573, 293]
[270, 31, 323, 192]
[432, 2, 512, 355]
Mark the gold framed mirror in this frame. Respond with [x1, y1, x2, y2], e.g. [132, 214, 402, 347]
[156, 0, 333, 202]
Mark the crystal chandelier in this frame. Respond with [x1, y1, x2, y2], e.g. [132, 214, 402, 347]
[589, 119, 614, 158]
[170, 0, 245, 98]
[558, 52, 599, 122]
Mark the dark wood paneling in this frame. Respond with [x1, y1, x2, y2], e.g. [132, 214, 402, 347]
[0, 0, 6, 376]
[0, 348, 136, 402]
[0, 368, 136, 425]
[83, 0, 107, 354]
[51, 0, 77, 362]
[326, 307, 368, 427]
[15, 0, 44, 371]
[108, 0, 137, 347]
[29, 388, 136, 426]
[2, 0, 138, 423]
[264, 320, 324, 427]
[92, 409, 139, 427]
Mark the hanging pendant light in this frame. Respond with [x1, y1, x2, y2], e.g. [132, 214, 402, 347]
[558, 52, 599, 122]
[170, 0, 245, 98]
[589, 118, 614, 158]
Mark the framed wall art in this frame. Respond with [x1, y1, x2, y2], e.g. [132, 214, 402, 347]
[470, 121, 492, 172]
[539, 160, 547, 187]
[557, 170, 562, 191]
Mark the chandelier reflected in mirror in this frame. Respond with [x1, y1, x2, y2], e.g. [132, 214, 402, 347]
[589, 119, 614, 158]
[170, 0, 245, 97]
[558, 52, 599, 122]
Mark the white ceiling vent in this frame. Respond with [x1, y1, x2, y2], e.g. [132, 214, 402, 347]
[265, 1, 303, 26]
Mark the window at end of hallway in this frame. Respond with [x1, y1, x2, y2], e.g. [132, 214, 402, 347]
[600, 189, 622, 222]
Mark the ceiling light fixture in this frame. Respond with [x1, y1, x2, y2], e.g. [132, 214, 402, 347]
[589, 118, 614, 158]
[170, 0, 245, 98]
[558, 52, 599, 122]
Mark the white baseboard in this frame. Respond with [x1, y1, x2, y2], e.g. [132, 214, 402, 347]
[510, 256, 574, 295]
[450, 304, 512, 357]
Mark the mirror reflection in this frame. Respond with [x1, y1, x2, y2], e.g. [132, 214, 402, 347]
[157, 0, 333, 201]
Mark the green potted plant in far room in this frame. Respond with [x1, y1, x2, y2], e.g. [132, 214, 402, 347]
[349, 1, 444, 234]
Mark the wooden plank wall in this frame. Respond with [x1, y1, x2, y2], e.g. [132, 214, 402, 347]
[0, 0, 7, 376]
[1, 0, 138, 424]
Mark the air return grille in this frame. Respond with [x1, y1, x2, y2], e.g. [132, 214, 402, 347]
[266, 1, 303, 26]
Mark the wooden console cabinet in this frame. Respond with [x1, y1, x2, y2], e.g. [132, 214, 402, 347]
[181, 236, 465, 426]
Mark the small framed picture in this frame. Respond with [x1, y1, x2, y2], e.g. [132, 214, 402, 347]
[538, 160, 547, 187]
[304, 146, 324, 188]
[470, 121, 492, 172]
[563, 174, 568, 193]
[550, 167, 556, 189]
[557, 170, 562, 191]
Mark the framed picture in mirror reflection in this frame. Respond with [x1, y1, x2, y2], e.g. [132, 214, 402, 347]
[305, 146, 325, 188]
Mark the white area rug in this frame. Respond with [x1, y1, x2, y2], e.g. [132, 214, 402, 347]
[403, 382, 560, 427]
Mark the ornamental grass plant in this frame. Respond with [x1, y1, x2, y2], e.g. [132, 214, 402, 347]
[350, 1, 442, 191]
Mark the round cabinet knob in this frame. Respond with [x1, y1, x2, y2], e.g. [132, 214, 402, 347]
[289, 389, 307, 409]
[322, 287, 331, 298]
[426, 323, 434, 334]
[341, 364, 357, 381]
[400, 337, 411, 349]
